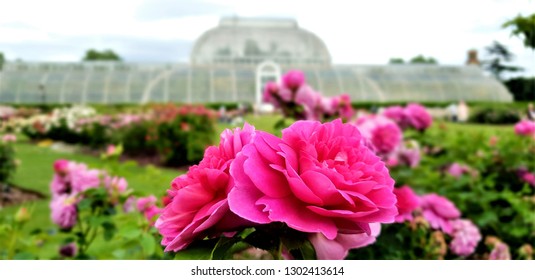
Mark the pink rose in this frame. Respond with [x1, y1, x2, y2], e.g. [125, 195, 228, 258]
[514, 120, 535, 136]
[136, 195, 157, 212]
[522, 172, 535, 186]
[123, 196, 136, 213]
[449, 219, 481, 257]
[59, 242, 78, 258]
[1, 134, 16, 143]
[309, 223, 381, 260]
[447, 163, 470, 178]
[228, 119, 397, 258]
[50, 174, 70, 195]
[420, 194, 461, 234]
[355, 114, 402, 154]
[50, 195, 78, 230]
[393, 186, 420, 223]
[383, 106, 409, 128]
[282, 70, 305, 90]
[106, 145, 116, 156]
[104, 176, 128, 194]
[53, 159, 70, 175]
[404, 103, 433, 131]
[517, 168, 535, 186]
[144, 205, 162, 222]
[156, 124, 256, 251]
[333, 94, 354, 120]
[489, 242, 511, 260]
[69, 167, 101, 194]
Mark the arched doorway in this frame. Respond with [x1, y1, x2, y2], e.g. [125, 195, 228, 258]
[255, 60, 281, 106]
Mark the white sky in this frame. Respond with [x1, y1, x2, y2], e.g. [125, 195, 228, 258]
[0, 0, 533, 76]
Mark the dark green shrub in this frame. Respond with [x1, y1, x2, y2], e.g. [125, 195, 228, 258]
[469, 106, 520, 124]
[0, 142, 16, 183]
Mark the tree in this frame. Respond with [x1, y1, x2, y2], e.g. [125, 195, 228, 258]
[482, 41, 522, 81]
[388, 58, 405, 64]
[409, 55, 437, 64]
[0, 52, 4, 70]
[82, 49, 122, 61]
[503, 13, 535, 50]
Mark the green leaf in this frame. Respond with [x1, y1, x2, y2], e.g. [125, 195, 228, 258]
[77, 199, 92, 211]
[13, 252, 36, 260]
[210, 236, 242, 260]
[118, 225, 142, 239]
[102, 221, 116, 241]
[140, 233, 156, 256]
[172, 239, 217, 260]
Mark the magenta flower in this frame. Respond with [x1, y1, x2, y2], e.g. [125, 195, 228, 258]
[156, 124, 256, 252]
[69, 168, 101, 194]
[104, 176, 128, 194]
[144, 205, 162, 222]
[404, 103, 433, 131]
[447, 163, 471, 178]
[228, 119, 398, 258]
[355, 114, 402, 154]
[333, 94, 354, 120]
[420, 194, 461, 234]
[282, 70, 306, 90]
[398, 144, 421, 168]
[59, 243, 78, 258]
[136, 195, 157, 212]
[262, 81, 280, 107]
[517, 168, 535, 187]
[449, 219, 481, 257]
[393, 186, 420, 223]
[386, 140, 421, 168]
[123, 196, 136, 213]
[489, 242, 511, 260]
[53, 159, 70, 175]
[50, 195, 78, 230]
[514, 120, 535, 136]
[309, 223, 381, 260]
[294, 85, 322, 120]
[522, 172, 535, 186]
[383, 106, 409, 128]
[50, 174, 70, 195]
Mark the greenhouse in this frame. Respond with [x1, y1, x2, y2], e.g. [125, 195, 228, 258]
[0, 17, 513, 104]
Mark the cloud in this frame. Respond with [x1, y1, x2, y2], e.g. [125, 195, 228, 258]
[135, 0, 231, 20]
[1, 34, 192, 62]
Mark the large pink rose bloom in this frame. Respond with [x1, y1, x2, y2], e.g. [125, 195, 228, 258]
[355, 114, 402, 154]
[393, 186, 420, 223]
[156, 124, 256, 252]
[420, 194, 461, 234]
[309, 223, 381, 260]
[404, 103, 433, 131]
[514, 120, 535, 136]
[228, 119, 398, 254]
[50, 195, 78, 229]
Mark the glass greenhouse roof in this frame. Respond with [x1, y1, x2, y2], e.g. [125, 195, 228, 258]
[0, 62, 513, 104]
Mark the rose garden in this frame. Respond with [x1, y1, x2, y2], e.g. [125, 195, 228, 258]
[0, 70, 534, 260]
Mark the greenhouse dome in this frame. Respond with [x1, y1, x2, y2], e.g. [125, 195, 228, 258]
[0, 17, 513, 104]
